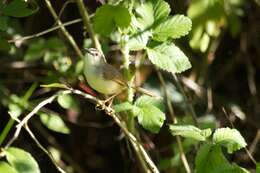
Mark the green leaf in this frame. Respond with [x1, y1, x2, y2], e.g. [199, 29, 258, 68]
[153, 0, 171, 23]
[8, 103, 23, 118]
[113, 102, 135, 113]
[0, 161, 18, 173]
[153, 15, 192, 41]
[93, 4, 131, 36]
[127, 31, 151, 51]
[24, 39, 45, 61]
[40, 83, 69, 89]
[135, 95, 165, 111]
[213, 127, 247, 153]
[195, 144, 230, 173]
[169, 125, 212, 141]
[134, 96, 165, 133]
[257, 162, 260, 173]
[57, 94, 79, 110]
[5, 147, 40, 173]
[147, 43, 191, 73]
[2, 0, 38, 17]
[0, 16, 9, 31]
[39, 113, 70, 134]
[134, 1, 154, 30]
[133, 0, 170, 30]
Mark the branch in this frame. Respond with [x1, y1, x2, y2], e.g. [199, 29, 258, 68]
[8, 18, 83, 44]
[44, 0, 83, 58]
[157, 70, 191, 173]
[6, 88, 159, 173]
[172, 74, 198, 126]
[75, 0, 102, 54]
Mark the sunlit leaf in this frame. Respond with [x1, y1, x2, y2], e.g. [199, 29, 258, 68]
[5, 147, 40, 173]
[133, 0, 170, 30]
[127, 31, 151, 51]
[40, 113, 70, 134]
[147, 43, 191, 73]
[57, 94, 79, 110]
[93, 4, 131, 36]
[169, 124, 212, 141]
[213, 127, 247, 153]
[40, 83, 69, 89]
[0, 161, 18, 173]
[113, 102, 135, 113]
[153, 15, 192, 41]
[134, 96, 165, 133]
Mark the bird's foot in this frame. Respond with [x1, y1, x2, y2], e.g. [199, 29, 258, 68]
[95, 98, 114, 114]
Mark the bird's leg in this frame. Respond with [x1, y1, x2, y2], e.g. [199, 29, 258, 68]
[95, 88, 126, 111]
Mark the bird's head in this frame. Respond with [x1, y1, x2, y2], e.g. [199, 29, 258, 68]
[84, 48, 104, 66]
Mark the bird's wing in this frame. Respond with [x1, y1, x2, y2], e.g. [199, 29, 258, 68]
[101, 64, 126, 86]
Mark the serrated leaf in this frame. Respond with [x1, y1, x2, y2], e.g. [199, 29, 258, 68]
[134, 1, 154, 30]
[153, 15, 192, 41]
[213, 127, 247, 153]
[134, 0, 170, 30]
[127, 31, 151, 51]
[134, 96, 165, 133]
[169, 125, 212, 141]
[40, 113, 70, 134]
[137, 105, 165, 133]
[147, 43, 191, 73]
[135, 95, 165, 112]
[57, 94, 79, 110]
[5, 147, 40, 173]
[153, 0, 170, 23]
[0, 161, 18, 173]
[2, 0, 38, 17]
[93, 4, 131, 36]
[0, 16, 8, 31]
[195, 144, 230, 173]
[113, 102, 135, 113]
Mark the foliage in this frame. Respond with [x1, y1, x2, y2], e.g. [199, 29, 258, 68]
[169, 125, 248, 172]
[0, 147, 40, 173]
[188, 0, 244, 52]
[0, 0, 258, 173]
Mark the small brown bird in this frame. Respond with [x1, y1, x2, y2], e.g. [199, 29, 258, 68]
[83, 48, 126, 95]
[83, 48, 160, 99]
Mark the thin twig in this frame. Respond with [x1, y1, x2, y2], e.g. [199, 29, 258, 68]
[44, 0, 83, 58]
[24, 125, 67, 173]
[75, 0, 103, 54]
[31, 120, 86, 173]
[222, 107, 257, 165]
[172, 74, 198, 126]
[157, 70, 191, 173]
[57, 0, 75, 22]
[6, 88, 159, 173]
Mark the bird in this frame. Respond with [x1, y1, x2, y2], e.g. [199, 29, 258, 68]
[83, 48, 160, 99]
[83, 48, 126, 95]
